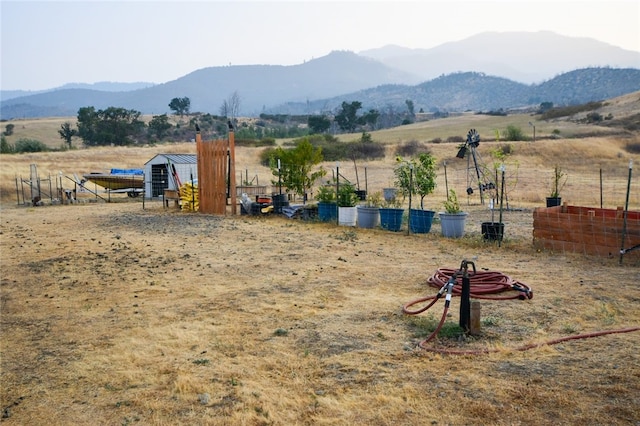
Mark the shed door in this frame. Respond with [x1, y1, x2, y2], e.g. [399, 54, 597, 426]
[151, 164, 169, 197]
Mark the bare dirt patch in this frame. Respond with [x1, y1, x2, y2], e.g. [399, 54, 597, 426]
[1, 201, 638, 425]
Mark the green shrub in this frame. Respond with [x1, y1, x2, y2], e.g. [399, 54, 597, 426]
[1, 135, 13, 153]
[504, 125, 525, 141]
[14, 138, 48, 153]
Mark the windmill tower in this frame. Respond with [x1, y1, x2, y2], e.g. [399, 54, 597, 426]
[456, 129, 496, 205]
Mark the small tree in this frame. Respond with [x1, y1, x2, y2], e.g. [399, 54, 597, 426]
[3, 123, 15, 136]
[168, 97, 191, 117]
[58, 122, 77, 148]
[220, 91, 241, 124]
[394, 153, 437, 209]
[269, 138, 326, 201]
[148, 114, 172, 140]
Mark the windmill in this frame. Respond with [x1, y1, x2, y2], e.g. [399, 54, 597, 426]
[456, 129, 496, 205]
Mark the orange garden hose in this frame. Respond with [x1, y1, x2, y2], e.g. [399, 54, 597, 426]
[403, 267, 639, 354]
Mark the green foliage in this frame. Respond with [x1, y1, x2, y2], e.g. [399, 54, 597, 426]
[1, 135, 14, 153]
[307, 115, 331, 134]
[315, 184, 336, 203]
[549, 165, 567, 197]
[268, 138, 326, 199]
[538, 101, 554, 114]
[168, 97, 191, 117]
[14, 138, 49, 153]
[363, 191, 383, 208]
[585, 112, 603, 123]
[337, 180, 358, 207]
[3, 123, 15, 136]
[504, 125, 525, 141]
[77, 106, 145, 146]
[394, 153, 437, 209]
[335, 101, 362, 132]
[443, 189, 462, 213]
[147, 114, 172, 140]
[57, 122, 77, 148]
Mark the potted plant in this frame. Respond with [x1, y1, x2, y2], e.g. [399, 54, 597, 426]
[379, 196, 404, 232]
[357, 191, 382, 229]
[316, 183, 337, 222]
[337, 180, 358, 226]
[546, 165, 567, 207]
[395, 153, 437, 234]
[439, 189, 468, 238]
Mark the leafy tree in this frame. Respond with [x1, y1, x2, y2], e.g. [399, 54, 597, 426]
[1, 135, 14, 153]
[394, 153, 437, 209]
[3, 123, 15, 136]
[335, 101, 362, 132]
[360, 109, 380, 130]
[76, 106, 145, 146]
[538, 102, 554, 114]
[148, 114, 172, 140]
[58, 122, 77, 148]
[405, 99, 415, 117]
[268, 138, 326, 200]
[308, 115, 331, 134]
[168, 97, 191, 117]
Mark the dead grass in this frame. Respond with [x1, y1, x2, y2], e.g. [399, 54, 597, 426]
[1, 202, 639, 425]
[1, 98, 640, 424]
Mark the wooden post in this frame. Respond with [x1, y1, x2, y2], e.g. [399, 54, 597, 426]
[229, 129, 237, 214]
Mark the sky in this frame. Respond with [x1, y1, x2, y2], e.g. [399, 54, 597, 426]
[1, 0, 639, 91]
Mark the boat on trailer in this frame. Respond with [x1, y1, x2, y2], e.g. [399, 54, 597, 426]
[82, 168, 144, 197]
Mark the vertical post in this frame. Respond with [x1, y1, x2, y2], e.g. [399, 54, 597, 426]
[364, 166, 368, 195]
[619, 160, 633, 265]
[278, 158, 282, 195]
[443, 161, 449, 198]
[459, 264, 471, 332]
[407, 164, 413, 235]
[229, 128, 237, 214]
[336, 163, 340, 226]
[599, 167, 603, 209]
[498, 165, 505, 247]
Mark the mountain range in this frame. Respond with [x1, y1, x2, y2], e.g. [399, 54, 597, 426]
[1, 31, 639, 120]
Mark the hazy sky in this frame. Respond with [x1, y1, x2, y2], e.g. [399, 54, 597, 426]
[1, 0, 639, 91]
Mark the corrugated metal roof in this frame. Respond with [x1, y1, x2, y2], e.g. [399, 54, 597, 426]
[145, 153, 197, 165]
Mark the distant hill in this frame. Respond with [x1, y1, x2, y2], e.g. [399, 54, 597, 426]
[1, 81, 155, 102]
[1, 31, 639, 120]
[0, 51, 417, 119]
[360, 31, 640, 84]
[269, 68, 640, 115]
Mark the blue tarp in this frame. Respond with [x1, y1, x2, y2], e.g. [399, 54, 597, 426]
[110, 168, 144, 175]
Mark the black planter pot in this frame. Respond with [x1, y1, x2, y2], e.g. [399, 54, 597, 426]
[546, 197, 562, 207]
[481, 222, 504, 241]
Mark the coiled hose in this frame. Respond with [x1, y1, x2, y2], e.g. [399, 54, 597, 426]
[402, 268, 638, 354]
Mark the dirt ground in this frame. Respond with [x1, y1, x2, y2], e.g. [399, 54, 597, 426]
[1, 199, 638, 425]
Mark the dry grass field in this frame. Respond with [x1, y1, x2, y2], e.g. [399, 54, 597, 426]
[1, 95, 640, 425]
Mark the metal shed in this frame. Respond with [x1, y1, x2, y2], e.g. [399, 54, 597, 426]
[144, 154, 197, 198]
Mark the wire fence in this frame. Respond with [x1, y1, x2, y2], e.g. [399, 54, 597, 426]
[440, 161, 639, 211]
